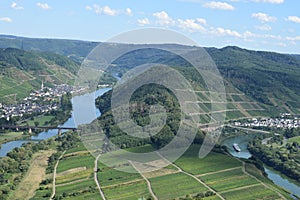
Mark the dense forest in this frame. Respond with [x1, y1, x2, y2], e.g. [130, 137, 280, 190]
[96, 84, 205, 149]
[248, 129, 300, 182]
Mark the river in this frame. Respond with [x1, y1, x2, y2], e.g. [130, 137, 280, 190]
[1, 89, 299, 198]
[222, 134, 300, 198]
[0, 87, 111, 157]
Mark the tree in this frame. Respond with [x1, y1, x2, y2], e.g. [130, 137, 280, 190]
[34, 121, 39, 127]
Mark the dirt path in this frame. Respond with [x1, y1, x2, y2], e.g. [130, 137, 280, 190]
[197, 166, 242, 177]
[94, 153, 106, 200]
[56, 177, 90, 187]
[128, 160, 158, 200]
[50, 150, 66, 200]
[10, 150, 55, 200]
[101, 179, 144, 189]
[219, 183, 261, 193]
[156, 152, 225, 200]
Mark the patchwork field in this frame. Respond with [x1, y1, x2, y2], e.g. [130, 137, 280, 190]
[31, 143, 292, 200]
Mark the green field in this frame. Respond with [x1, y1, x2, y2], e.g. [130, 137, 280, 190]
[19, 115, 54, 127]
[31, 142, 292, 200]
[149, 172, 208, 200]
[289, 136, 300, 143]
[175, 145, 241, 175]
[55, 179, 97, 197]
[221, 185, 280, 200]
[102, 181, 150, 200]
[0, 131, 24, 144]
[56, 154, 95, 173]
[201, 169, 259, 192]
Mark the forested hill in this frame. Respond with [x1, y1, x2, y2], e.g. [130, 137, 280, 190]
[1, 35, 300, 114]
[0, 48, 80, 103]
[206, 46, 300, 114]
[0, 35, 98, 62]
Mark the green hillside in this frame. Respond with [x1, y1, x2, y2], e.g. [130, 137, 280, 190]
[0, 35, 98, 62]
[207, 46, 300, 115]
[1, 35, 299, 116]
[0, 48, 80, 103]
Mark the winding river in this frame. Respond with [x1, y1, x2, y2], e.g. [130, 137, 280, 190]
[222, 135, 300, 198]
[0, 87, 111, 157]
[0, 89, 299, 198]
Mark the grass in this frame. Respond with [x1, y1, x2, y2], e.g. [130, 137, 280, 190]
[221, 184, 280, 200]
[0, 131, 25, 144]
[63, 191, 103, 200]
[56, 168, 94, 184]
[200, 168, 259, 192]
[65, 142, 88, 154]
[9, 150, 55, 200]
[102, 181, 151, 200]
[289, 136, 300, 143]
[56, 154, 94, 173]
[175, 145, 241, 175]
[19, 115, 54, 127]
[149, 172, 208, 200]
[29, 141, 293, 200]
[55, 178, 96, 196]
[97, 161, 142, 187]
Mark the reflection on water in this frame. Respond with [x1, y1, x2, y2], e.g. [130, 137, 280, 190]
[0, 140, 30, 157]
[0, 88, 111, 157]
[221, 134, 300, 197]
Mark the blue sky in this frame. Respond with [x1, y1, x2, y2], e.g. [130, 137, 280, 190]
[0, 0, 299, 53]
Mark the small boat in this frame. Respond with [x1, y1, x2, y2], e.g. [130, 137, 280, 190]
[232, 143, 241, 152]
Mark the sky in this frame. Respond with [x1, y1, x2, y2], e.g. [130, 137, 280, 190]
[0, 0, 299, 54]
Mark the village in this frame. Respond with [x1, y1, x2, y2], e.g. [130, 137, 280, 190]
[232, 113, 300, 129]
[0, 83, 85, 120]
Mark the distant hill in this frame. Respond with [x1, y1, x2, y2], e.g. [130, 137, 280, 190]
[0, 35, 299, 116]
[207, 46, 300, 115]
[0, 48, 80, 103]
[0, 35, 98, 62]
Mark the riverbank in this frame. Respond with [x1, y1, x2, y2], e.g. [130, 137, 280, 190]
[221, 134, 300, 198]
[0, 131, 27, 146]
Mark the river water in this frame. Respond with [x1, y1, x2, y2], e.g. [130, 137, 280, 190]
[1, 89, 299, 198]
[0, 88, 111, 157]
[222, 135, 300, 197]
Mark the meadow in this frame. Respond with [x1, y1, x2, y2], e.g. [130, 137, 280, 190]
[30, 142, 292, 200]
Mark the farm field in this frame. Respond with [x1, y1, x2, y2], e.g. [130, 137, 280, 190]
[31, 142, 292, 200]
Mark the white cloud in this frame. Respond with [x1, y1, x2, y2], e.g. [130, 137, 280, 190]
[213, 27, 241, 37]
[252, 12, 276, 23]
[255, 24, 272, 31]
[277, 42, 287, 47]
[0, 17, 12, 23]
[102, 6, 118, 16]
[36, 2, 51, 10]
[196, 18, 207, 25]
[243, 31, 257, 38]
[286, 16, 300, 24]
[203, 1, 235, 10]
[86, 5, 132, 17]
[11, 2, 24, 10]
[286, 36, 300, 41]
[177, 19, 206, 32]
[252, 0, 284, 4]
[137, 18, 150, 26]
[153, 11, 174, 26]
[85, 5, 92, 11]
[125, 8, 132, 16]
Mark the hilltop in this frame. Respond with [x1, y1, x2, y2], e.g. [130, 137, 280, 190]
[0, 35, 300, 116]
[0, 47, 80, 103]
